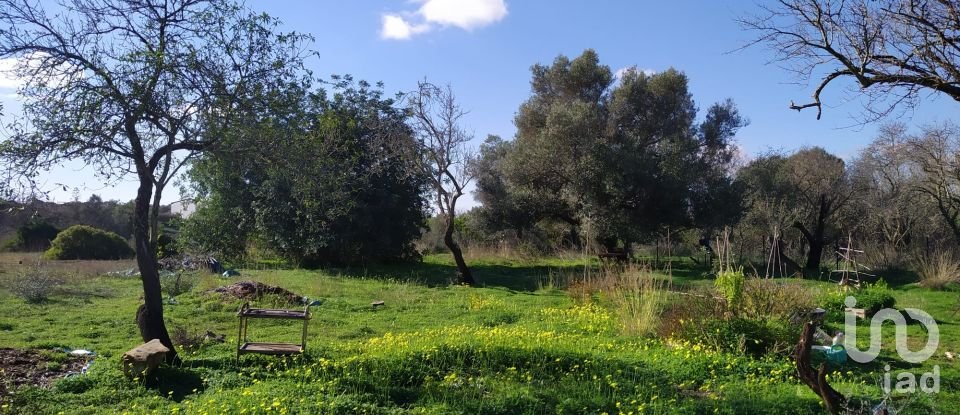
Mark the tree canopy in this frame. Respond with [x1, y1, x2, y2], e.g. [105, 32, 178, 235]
[184, 77, 429, 267]
[0, 0, 312, 359]
[477, 50, 746, 250]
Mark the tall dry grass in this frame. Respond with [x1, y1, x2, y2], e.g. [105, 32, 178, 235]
[563, 263, 671, 337]
[916, 251, 960, 290]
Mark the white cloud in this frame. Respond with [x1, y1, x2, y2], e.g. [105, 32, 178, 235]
[0, 53, 80, 91]
[381, 14, 431, 40]
[0, 57, 25, 89]
[615, 66, 657, 80]
[380, 0, 508, 40]
[420, 0, 507, 30]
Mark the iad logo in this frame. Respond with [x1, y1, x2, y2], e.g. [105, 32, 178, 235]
[842, 296, 940, 393]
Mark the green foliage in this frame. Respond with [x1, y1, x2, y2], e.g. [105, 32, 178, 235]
[480, 49, 746, 249]
[6, 266, 62, 303]
[184, 77, 427, 266]
[715, 267, 746, 310]
[677, 317, 799, 357]
[0, 253, 954, 413]
[821, 280, 897, 316]
[43, 225, 134, 260]
[2, 220, 59, 252]
[159, 272, 198, 297]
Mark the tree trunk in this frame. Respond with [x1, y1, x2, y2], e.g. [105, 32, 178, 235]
[149, 184, 163, 251]
[444, 213, 475, 285]
[793, 195, 834, 276]
[134, 175, 178, 364]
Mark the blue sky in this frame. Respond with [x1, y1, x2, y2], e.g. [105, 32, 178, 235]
[0, 0, 956, 208]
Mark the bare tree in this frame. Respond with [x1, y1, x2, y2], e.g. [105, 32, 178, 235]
[0, 0, 310, 360]
[407, 81, 477, 285]
[908, 123, 960, 244]
[742, 0, 960, 120]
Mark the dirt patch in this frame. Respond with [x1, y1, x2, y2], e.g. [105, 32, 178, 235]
[208, 281, 305, 305]
[0, 348, 88, 395]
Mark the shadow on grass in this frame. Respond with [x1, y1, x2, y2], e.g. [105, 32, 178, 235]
[146, 366, 204, 402]
[326, 256, 713, 292]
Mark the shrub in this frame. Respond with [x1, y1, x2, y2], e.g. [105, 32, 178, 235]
[6, 266, 62, 303]
[2, 220, 59, 252]
[566, 264, 670, 336]
[677, 317, 799, 357]
[715, 267, 745, 311]
[741, 278, 817, 320]
[44, 225, 134, 260]
[916, 251, 960, 290]
[821, 280, 896, 316]
[171, 325, 206, 351]
[160, 272, 197, 297]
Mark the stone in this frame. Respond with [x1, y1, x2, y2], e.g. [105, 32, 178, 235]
[121, 339, 169, 378]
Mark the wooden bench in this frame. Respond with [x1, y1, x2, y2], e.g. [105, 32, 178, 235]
[236, 302, 312, 363]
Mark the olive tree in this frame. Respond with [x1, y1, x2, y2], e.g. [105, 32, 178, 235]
[0, 0, 310, 360]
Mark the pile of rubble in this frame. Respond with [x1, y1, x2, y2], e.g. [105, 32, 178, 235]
[208, 281, 305, 305]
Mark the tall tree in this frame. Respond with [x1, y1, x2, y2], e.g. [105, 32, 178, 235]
[785, 148, 855, 272]
[471, 135, 539, 239]
[848, 124, 932, 264]
[739, 148, 856, 274]
[0, 0, 310, 359]
[185, 77, 429, 266]
[407, 82, 477, 285]
[742, 0, 960, 119]
[505, 50, 745, 250]
[907, 123, 960, 244]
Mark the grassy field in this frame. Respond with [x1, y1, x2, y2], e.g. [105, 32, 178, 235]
[0, 252, 957, 414]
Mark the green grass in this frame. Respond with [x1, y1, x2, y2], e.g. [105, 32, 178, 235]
[0, 253, 957, 414]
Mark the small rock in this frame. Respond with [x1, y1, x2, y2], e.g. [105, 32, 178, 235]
[121, 339, 169, 378]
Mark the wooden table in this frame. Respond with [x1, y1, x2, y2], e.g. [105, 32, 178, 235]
[236, 302, 311, 362]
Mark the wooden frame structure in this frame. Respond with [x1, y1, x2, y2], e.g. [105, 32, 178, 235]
[236, 302, 311, 362]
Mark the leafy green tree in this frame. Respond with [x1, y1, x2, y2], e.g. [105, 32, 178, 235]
[3, 220, 59, 252]
[471, 135, 539, 239]
[185, 77, 428, 266]
[501, 50, 745, 250]
[0, 0, 311, 360]
[738, 148, 856, 274]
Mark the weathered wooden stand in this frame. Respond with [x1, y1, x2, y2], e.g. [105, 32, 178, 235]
[236, 302, 310, 363]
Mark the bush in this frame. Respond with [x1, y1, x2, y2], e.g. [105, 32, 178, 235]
[2, 220, 59, 252]
[677, 317, 799, 357]
[821, 280, 896, 316]
[715, 267, 745, 311]
[44, 225, 134, 260]
[160, 272, 197, 297]
[741, 278, 817, 320]
[6, 266, 62, 303]
[916, 251, 960, 290]
[603, 268, 670, 336]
